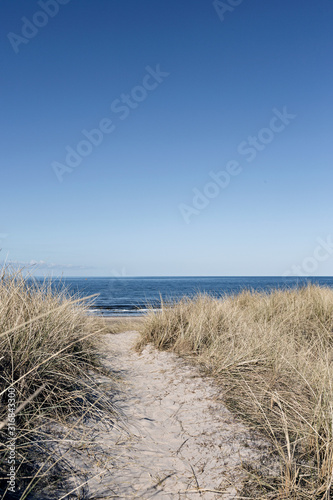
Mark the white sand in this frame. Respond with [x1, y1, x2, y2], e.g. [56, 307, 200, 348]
[61, 331, 271, 499]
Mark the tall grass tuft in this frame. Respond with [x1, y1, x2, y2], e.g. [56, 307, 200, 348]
[0, 267, 117, 498]
[139, 285, 333, 498]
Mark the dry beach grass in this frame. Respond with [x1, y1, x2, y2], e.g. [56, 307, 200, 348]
[139, 285, 333, 498]
[0, 268, 118, 499]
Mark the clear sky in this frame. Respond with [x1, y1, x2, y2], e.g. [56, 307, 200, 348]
[1, 0, 333, 276]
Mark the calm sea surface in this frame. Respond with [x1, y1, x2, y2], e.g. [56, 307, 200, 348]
[36, 276, 333, 316]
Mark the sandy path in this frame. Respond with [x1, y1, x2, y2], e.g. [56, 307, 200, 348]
[60, 330, 271, 499]
[65, 330, 268, 500]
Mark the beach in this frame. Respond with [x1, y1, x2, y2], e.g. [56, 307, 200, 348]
[1, 275, 333, 499]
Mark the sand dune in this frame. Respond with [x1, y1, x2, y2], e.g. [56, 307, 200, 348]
[64, 330, 270, 499]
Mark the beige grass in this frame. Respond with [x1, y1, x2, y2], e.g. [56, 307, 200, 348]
[0, 267, 118, 498]
[139, 285, 333, 499]
[101, 316, 145, 334]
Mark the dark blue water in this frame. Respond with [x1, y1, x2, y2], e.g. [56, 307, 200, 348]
[36, 276, 333, 316]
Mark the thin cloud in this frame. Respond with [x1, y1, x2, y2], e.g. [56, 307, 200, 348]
[1, 260, 93, 271]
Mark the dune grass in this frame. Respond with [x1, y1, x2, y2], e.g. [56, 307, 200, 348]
[0, 268, 118, 499]
[101, 316, 145, 335]
[139, 285, 333, 498]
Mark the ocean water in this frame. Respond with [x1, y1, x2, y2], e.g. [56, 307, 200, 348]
[37, 276, 333, 316]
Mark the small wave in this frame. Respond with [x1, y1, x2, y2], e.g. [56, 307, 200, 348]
[89, 306, 159, 317]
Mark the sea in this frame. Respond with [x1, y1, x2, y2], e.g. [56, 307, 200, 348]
[36, 276, 333, 317]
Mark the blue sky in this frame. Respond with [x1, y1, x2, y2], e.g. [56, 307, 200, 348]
[1, 0, 333, 276]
